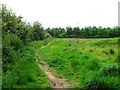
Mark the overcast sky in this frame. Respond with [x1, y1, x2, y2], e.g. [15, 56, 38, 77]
[2, 0, 119, 28]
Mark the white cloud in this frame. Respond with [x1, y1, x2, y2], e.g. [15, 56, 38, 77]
[2, 0, 119, 28]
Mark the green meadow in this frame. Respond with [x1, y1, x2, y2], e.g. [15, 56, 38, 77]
[38, 38, 119, 88]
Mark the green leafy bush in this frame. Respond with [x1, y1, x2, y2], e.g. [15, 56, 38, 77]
[2, 33, 22, 64]
[10, 34, 23, 50]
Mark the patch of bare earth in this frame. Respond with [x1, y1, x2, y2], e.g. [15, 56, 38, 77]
[36, 42, 70, 88]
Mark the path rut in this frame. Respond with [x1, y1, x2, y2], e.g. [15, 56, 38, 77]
[36, 42, 70, 88]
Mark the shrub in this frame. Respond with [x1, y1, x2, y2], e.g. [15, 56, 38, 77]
[10, 33, 23, 50]
[3, 33, 23, 51]
[2, 47, 19, 63]
[2, 33, 22, 72]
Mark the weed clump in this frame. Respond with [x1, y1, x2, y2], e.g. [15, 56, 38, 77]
[84, 55, 88, 59]
[89, 49, 93, 52]
[109, 49, 115, 54]
[76, 41, 79, 43]
[68, 44, 71, 46]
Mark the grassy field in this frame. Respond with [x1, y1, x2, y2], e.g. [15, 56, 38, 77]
[2, 38, 119, 89]
[39, 38, 119, 88]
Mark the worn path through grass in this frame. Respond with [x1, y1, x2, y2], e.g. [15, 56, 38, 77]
[36, 42, 71, 88]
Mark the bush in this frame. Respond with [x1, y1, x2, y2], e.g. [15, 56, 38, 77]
[3, 33, 23, 50]
[2, 48, 20, 73]
[2, 33, 22, 72]
[10, 33, 23, 50]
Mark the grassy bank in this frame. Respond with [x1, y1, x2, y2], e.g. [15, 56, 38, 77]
[39, 38, 119, 89]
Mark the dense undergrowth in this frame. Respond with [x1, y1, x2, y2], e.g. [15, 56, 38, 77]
[2, 39, 51, 88]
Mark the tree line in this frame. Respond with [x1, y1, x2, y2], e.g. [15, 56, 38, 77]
[45, 26, 120, 38]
